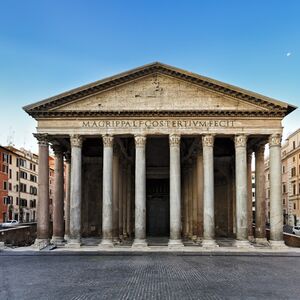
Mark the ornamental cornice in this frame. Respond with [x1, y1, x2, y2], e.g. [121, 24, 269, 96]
[269, 134, 282, 147]
[28, 109, 286, 118]
[24, 64, 290, 115]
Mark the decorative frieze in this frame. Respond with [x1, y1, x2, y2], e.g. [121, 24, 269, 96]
[70, 134, 83, 148]
[102, 135, 114, 147]
[169, 134, 180, 147]
[269, 134, 281, 147]
[235, 135, 247, 148]
[134, 135, 146, 147]
[202, 135, 214, 147]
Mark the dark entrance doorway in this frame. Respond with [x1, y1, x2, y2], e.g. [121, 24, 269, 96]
[146, 179, 170, 237]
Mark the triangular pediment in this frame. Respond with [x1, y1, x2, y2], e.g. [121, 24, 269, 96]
[23, 62, 296, 118]
[52, 74, 266, 112]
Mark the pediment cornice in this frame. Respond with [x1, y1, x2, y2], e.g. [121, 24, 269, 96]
[23, 62, 296, 118]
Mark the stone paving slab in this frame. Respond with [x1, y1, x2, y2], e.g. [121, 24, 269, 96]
[1, 253, 300, 299]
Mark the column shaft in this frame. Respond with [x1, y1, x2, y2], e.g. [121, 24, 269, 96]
[69, 135, 82, 246]
[188, 164, 193, 238]
[202, 135, 217, 247]
[51, 146, 64, 244]
[183, 167, 189, 238]
[235, 135, 250, 246]
[192, 158, 198, 239]
[126, 163, 132, 238]
[35, 134, 50, 245]
[269, 134, 285, 247]
[122, 163, 128, 237]
[196, 149, 204, 238]
[132, 135, 147, 247]
[255, 145, 267, 242]
[169, 134, 183, 246]
[247, 152, 253, 240]
[118, 158, 123, 239]
[100, 135, 114, 247]
[112, 146, 119, 240]
[64, 154, 71, 241]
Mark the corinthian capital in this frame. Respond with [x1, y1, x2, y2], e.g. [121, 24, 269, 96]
[70, 135, 83, 148]
[169, 134, 180, 147]
[134, 135, 146, 148]
[51, 143, 63, 156]
[235, 135, 247, 148]
[202, 135, 214, 147]
[269, 134, 281, 147]
[34, 133, 49, 146]
[102, 135, 114, 147]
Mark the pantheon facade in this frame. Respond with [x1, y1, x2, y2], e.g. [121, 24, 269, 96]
[24, 62, 296, 249]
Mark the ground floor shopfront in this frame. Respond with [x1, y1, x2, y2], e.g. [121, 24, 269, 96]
[24, 62, 296, 249]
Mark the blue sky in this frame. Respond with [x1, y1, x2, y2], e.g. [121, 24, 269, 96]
[0, 0, 299, 152]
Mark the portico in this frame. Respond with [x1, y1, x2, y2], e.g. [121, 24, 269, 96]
[24, 62, 296, 249]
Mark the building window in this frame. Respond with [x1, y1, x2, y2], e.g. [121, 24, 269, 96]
[291, 167, 296, 177]
[20, 183, 27, 193]
[282, 166, 285, 173]
[294, 203, 296, 210]
[8, 183, 12, 191]
[283, 198, 285, 205]
[293, 184, 296, 195]
[283, 184, 286, 194]
[3, 181, 7, 190]
[20, 171, 28, 179]
[293, 141, 296, 149]
[16, 171, 19, 180]
[293, 156, 296, 162]
[16, 197, 19, 205]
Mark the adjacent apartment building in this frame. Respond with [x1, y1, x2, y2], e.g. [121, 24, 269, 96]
[265, 128, 300, 226]
[0, 146, 38, 223]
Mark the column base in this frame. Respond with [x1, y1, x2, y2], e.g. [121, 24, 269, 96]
[64, 234, 70, 242]
[269, 240, 288, 249]
[65, 239, 82, 248]
[168, 239, 184, 249]
[202, 239, 219, 248]
[255, 237, 269, 246]
[234, 239, 253, 248]
[132, 239, 148, 248]
[248, 235, 255, 243]
[99, 239, 114, 249]
[33, 238, 50, 250]
[51, 236, 65, 246]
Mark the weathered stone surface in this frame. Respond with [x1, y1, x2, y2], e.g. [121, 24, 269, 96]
[54, 74, 266, 112]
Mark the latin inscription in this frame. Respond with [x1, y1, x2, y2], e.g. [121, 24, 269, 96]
[82, 119, 235, 129]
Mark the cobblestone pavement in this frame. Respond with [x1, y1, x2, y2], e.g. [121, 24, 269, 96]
[1, 253, 299, 300]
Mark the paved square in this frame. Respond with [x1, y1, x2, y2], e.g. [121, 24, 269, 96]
[1, 253, 299, 299]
